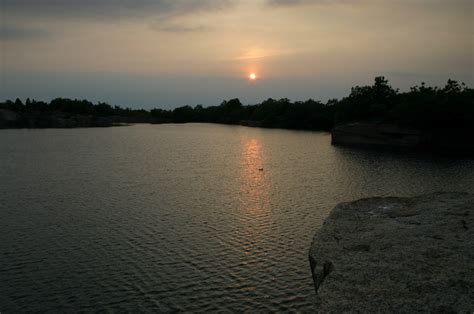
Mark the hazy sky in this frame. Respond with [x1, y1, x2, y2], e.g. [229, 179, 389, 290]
[1, 0, 473, 108]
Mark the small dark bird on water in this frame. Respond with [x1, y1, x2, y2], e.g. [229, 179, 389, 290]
[258, 168, 264, 171]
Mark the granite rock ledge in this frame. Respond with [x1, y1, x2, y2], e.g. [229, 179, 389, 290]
[309, 192, 474, 312]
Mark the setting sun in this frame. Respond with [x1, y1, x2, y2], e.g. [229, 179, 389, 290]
[249, 73, 257, 80]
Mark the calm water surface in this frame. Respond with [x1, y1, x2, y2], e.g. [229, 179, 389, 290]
[1, 123, 474, 312]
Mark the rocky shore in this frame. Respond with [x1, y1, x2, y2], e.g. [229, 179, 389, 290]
[332, 123, 474, 152]
[309, 192, 474, 312]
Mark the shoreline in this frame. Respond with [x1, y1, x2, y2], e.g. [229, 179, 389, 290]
[2, 112, 473, 155]
[332, 122, 474, 153]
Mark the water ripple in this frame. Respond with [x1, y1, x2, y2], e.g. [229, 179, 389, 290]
[1, 124, 474, 311]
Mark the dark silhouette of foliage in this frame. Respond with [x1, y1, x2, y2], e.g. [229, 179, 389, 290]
[335, 76, 398, 124]
[1, 77, 472, 131]
[172, 105, 195, 123]
[335, 77, 473, 130]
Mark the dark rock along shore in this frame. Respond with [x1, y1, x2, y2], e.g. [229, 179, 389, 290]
[309, 192, 473, 312]
[332, 122, 474, 152]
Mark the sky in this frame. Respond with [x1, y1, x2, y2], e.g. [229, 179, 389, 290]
[1, 0, 473, 109]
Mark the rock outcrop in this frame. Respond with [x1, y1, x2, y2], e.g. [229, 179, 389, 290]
[332, 123, 421, 148]
[332, 122, 474, 152]
[309, 192, 474, 312]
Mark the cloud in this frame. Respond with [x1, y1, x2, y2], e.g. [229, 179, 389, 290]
[267, 0, 360, 7]
[152, 24, 213, 33]
[1, 0, 234, 20]
[234, 48, 290, 60]
[0, 26, 50, 41]
[1, 0, 234, 38]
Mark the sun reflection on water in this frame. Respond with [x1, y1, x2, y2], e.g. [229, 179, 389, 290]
[238, 137, 273, 255]
[233, 137, 277, 297]
[240, 138, 268, 207]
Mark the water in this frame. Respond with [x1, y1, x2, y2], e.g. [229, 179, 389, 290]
[1, 123, 473, 312]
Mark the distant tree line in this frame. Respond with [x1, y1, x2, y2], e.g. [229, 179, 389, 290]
[1, 77, 472, 130]
[151, 97, 336, 130]
[336, 77, 474, 130]
[0, 98, 149, 118]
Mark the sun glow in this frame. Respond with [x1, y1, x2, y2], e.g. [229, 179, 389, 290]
[249, 73, 257, 80]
